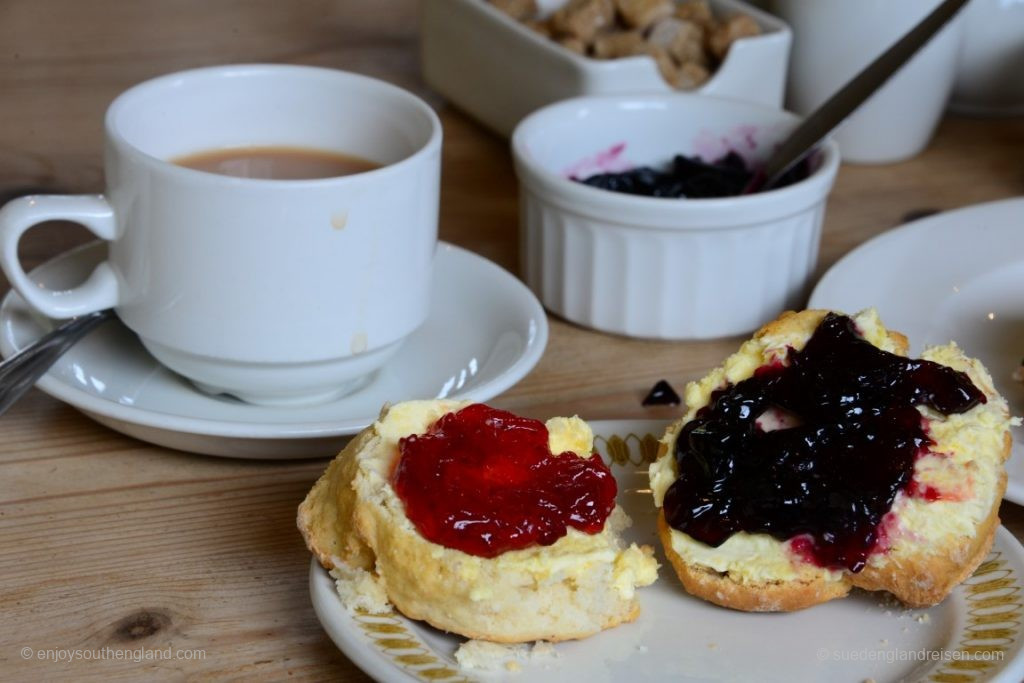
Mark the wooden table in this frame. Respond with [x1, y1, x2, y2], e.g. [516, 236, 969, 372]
[1, 1, 1022, 680]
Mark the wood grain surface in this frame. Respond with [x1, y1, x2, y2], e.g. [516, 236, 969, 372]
[1, 1, 1023, 680]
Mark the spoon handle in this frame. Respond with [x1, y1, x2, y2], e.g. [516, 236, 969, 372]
[757, 0, 970, 190]
[0, 309, 114, 416]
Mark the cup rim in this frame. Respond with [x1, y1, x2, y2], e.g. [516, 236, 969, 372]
[511, 93, 840, 227]
[104, 63, 443, 187]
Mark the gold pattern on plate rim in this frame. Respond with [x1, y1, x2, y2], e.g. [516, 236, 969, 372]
[594, 431, 661, 467]
[342, 431, 1023, 682]
[352, 609, 475, 683]
[929, 552, 1023, 682]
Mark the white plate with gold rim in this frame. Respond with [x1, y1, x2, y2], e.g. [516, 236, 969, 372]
[309, 418, 1024, 683]
[809, 198, 1024, 506]
[0, 241, 547, 458]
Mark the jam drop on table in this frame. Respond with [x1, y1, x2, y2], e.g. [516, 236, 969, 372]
[663, 313, 985, 572]
[643, 379, 681, 406]
[393, 404, 617, 558]
[577, 151, 810, 199]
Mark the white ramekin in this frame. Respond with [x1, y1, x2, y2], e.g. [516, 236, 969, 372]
[511, 93, 840, 340]
[421, 0, 792, 137]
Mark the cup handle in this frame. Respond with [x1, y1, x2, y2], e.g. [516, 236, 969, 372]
[0, 195, 120, 319]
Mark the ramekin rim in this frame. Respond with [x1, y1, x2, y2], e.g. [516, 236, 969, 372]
[510, 93, 840, 226]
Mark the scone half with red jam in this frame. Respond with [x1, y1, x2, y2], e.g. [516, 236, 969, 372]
[299, 400, 658, 642]
[649, 309, 1014, 612]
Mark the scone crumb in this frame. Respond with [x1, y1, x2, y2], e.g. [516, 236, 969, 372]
[329, 562, 390, 614]
[455, 640, 527, 670]
[531, 641, 558, 659]
[455, 640, 559, 671]
[916, 613, 931, 624]
[878, 594, 901, 610]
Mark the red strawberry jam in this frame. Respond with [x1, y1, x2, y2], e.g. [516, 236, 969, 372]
[392, 404, 617, 558]
[663, 313, 985, 573]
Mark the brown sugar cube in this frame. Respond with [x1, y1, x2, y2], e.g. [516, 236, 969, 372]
[650, 45, 709, 91]
[647, 44, 679, 85]
[674, 0, 715, 29]
[614, 0, 673, 30]
[592, 30, 648, 58]
[647, 17, 707, 66]
[674, 61, 711, 89]
[558, 35, 589, 55]
[707, 14, 761, 60]
[550, 0, 615, 43]
[488, 0, 539, 21]
[524, 18, 554, 38]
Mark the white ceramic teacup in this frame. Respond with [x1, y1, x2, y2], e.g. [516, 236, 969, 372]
[0, 65, 442, 405]
[771, 0, 965, 164]
[950, 0, 1024, 116]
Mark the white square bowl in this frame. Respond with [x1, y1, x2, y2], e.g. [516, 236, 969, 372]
[421, 0, 792, 136]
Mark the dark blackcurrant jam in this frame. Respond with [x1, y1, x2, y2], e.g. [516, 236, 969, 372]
[393, 404, 617, 558]
[577, 151, 810, 199]
[663, 313, 986, 573]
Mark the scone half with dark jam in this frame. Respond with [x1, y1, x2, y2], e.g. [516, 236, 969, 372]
[299, 400, 658, 642]
[649, 309, 1014, 612]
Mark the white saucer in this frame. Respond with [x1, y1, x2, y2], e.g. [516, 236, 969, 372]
[0, 241, 548, 458]
[310, 418, 1024, 683]
[810, 197, 1024, 505]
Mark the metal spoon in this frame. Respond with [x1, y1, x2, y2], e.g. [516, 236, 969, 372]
[748, 0, 970, 193]
[0, 308, 114, 416]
